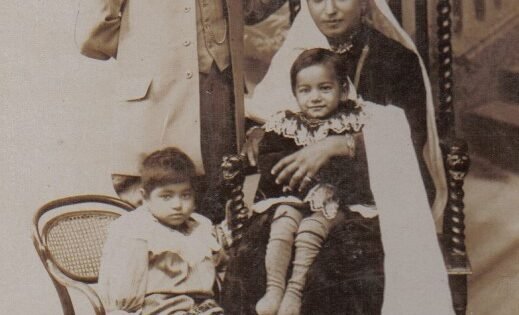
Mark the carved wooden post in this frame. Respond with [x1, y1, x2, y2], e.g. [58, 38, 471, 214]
[221, 155, 250, 247]
[443, 140, 470, 259]
[437, 0, 470, 259]
[437, 0, 455, 138]
[441, 138, 470, 315]
[437, 2, 470, 314]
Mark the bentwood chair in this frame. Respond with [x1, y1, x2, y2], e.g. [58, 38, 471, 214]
[32, 195, 135, 315]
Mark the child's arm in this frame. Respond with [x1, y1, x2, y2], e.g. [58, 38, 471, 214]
[75, 0, 125, 59]
[213, 221, 231, 270]
[98, 221, 148, 313]
[270, 133, 358, 193]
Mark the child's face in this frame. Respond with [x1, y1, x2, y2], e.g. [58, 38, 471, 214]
[295, 64, 348, 119]
[307, 0, 362, 40]
[142, 182, 195, 228]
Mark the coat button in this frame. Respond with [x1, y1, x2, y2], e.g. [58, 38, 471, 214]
[186, 71, 193, 79]
[183, 40, 191, 47]
[184, 7, 191, 13]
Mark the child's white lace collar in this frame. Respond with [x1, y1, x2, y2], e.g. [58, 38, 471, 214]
[263, 101, 368, 146]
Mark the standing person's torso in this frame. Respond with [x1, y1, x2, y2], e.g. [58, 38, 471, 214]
[110, 0, 231, 175]
[196, 0, 230, 73]
[115, 0, 230, 82]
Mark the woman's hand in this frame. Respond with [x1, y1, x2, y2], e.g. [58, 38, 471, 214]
[240, 126, 265, 166]
[272, 134, 359, 192]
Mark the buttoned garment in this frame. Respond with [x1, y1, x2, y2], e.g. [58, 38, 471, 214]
[196, 0, 230, 73]
[76, 0, 286, 176]
[76, 0, 231, 176]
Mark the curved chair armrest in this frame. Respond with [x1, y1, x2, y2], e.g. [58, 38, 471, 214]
[46, 260, 106, 315]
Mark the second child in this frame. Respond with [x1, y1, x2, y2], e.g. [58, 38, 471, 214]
[98, 147, 227, 315]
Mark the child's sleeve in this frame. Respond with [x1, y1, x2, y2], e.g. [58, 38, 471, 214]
[258, 130, 295, 156]
[98, 220, 148, 313]
[212, 221, 231, 270]
[256, 131, 301, 198]
[75, 0, 125, 59]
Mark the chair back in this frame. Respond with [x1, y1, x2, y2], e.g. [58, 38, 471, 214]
[32, 195, 135, 315]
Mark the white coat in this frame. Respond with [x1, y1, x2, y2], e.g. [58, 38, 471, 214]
[76, 0, 208, 175]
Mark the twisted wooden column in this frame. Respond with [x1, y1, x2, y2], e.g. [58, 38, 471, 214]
[437, 0, 470, 262]
[221, 155, 250, 246]
[437, 0, 455, 138]
[442, 140, 470, 260]
[437, 4, 470, 313]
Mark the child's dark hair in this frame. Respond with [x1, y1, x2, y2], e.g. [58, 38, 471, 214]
[290, 48, 348, 95]
[140, 147, 196, 199]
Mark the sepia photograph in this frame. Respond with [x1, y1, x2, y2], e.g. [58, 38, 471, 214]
[1, 0, 518, 314]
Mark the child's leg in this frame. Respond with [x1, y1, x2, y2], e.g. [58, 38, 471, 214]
[256, 205, 303, 315]
[278, 211, 345, 315]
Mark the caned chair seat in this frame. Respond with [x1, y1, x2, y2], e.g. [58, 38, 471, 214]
[32, 195, 135, 315]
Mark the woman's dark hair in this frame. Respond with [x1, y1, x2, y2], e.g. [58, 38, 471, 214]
[290, 48, 348, 95]
[140, 147, 197, 198]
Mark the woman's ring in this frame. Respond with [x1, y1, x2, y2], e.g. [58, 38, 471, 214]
[303, 175, 315, 183]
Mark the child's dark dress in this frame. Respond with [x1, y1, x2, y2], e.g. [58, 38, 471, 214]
[254, 109, 375, 220]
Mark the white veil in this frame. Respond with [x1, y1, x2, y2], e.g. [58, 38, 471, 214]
[246, 0, 447, 226]
[246, 1, 454, 314]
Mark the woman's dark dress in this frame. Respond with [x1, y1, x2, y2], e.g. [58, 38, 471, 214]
[222, 27, 428, 315]
[345, 27, 433, 202]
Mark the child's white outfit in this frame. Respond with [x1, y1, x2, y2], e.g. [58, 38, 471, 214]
[98, 206, 224, 315]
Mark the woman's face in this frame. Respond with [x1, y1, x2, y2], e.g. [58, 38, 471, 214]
[307, 0, 363, 39]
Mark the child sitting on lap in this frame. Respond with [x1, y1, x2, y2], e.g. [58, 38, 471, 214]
[98, 147, 227, 315]
[254, 48, 375, 315]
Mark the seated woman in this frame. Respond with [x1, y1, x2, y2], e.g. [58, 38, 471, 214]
[245, 0, 447, 217]
[223, 1, 453, 314]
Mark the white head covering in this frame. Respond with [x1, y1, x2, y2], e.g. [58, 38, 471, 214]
[246, 1, 454, 314]
[246, 0, 447, 224]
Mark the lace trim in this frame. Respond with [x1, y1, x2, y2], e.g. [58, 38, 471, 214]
[329, 28, 361, 55]
[330, 41, 354, 54]
[304, 184, 339, 219]
[263, 103, 367, 147]
[304, 185, 379, 219]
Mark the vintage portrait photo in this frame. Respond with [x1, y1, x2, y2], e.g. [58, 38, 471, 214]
[1, 0, 518, 314]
